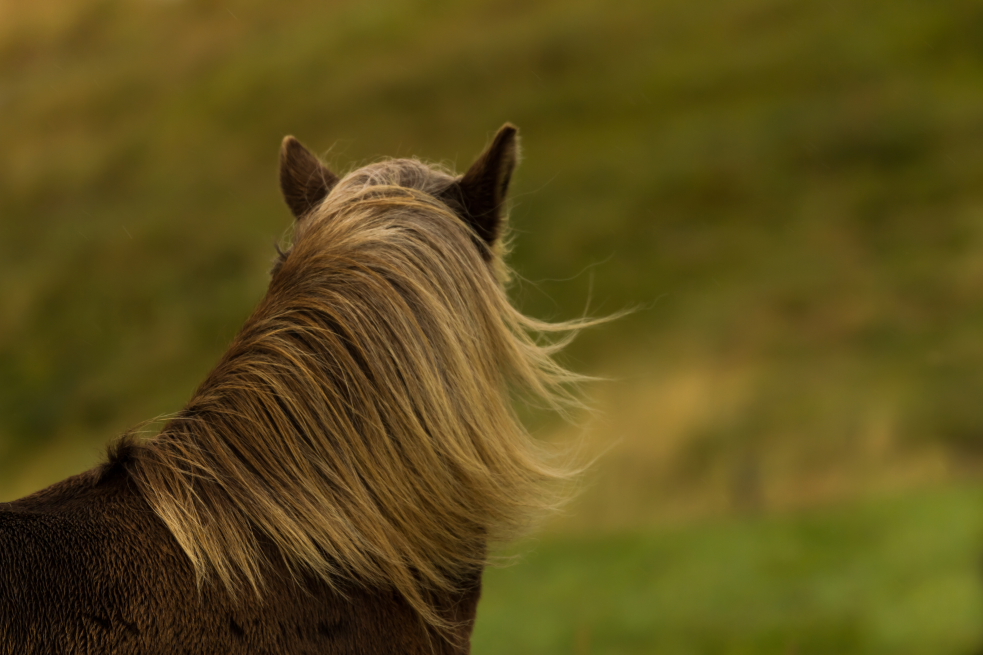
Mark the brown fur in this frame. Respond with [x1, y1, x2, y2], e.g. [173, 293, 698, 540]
[1, 442, 480, 653]
[0, 125, 598, 652]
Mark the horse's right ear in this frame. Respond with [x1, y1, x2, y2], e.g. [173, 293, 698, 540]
[444, 124, 520, 250]
[279, 136, 339, 219]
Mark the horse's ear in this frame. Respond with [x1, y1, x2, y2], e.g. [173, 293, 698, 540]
[446, 123, 519, 247]
[279, 136, 339, 220]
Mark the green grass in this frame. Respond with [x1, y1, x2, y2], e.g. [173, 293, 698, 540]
[475, 484, 983, 654]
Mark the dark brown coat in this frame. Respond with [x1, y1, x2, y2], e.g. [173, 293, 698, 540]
[0, 444, 480, 654]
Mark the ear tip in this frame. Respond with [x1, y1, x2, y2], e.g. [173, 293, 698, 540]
[280, 135, 302, 155]
[497, 123, 519, 140]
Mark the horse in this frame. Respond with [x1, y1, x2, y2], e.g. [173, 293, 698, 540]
[0, 124, 592, 654]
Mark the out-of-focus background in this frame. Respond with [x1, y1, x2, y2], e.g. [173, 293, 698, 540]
[4, 0, 983, 652]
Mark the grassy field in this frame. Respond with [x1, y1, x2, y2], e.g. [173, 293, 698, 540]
[476, 484, 983, 654]
[4, 0, 983, 651]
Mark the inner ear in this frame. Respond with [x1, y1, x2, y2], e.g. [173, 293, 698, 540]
[279, 136, 339, 220]
[443, 124, 519, 250]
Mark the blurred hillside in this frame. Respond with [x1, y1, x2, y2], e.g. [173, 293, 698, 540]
[4, 0, 983, 521]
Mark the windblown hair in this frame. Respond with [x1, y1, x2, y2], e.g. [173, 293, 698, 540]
[128, 130, 595, 633]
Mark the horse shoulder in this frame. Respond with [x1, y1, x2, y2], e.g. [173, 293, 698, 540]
[0, 466, 195, 652]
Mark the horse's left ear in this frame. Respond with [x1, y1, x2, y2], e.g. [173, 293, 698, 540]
[279, 136, 339, 220]
[445, 123, 519, 247]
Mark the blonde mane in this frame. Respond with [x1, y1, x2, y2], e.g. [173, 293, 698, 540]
[128, 152, 594, 632]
